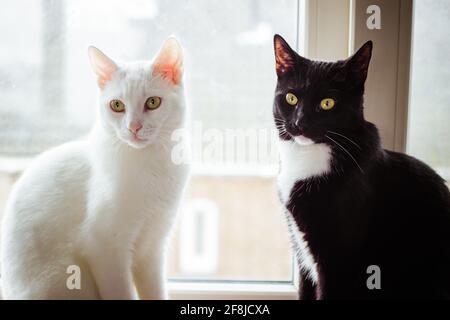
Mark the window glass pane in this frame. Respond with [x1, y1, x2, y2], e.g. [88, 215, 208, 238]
[407, 0, 450, 180]
[0, 0, 298, 281]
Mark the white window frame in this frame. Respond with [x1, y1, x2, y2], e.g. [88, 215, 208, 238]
[0, 0, 413, 300]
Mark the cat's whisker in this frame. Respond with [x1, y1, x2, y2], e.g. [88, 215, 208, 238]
[274, 120, 287, 128]
[325, 134, 364, 174]
[307, 180, 313, 193]
[276, 128, 289, 138]
[326, 130, 362, 150]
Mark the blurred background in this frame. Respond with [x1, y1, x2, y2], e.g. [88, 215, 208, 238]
[0, 0, 449, 283]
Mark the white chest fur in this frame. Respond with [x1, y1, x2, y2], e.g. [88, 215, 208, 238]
[277, 140, 332, 203]
[88, 135, 188, 227]
[277, 140, 332, 283]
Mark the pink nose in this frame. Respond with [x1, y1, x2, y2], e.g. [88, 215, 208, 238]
[128, 122, 143, 134]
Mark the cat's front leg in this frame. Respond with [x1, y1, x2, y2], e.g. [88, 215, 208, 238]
[83, 240, 138, 300]
[133, 250, 167, 300]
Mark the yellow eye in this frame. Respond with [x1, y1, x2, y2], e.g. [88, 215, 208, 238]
[285, 93, 298, 106]
[146, 96, 161, 110]
[110, 99, 125, 112]
[320, 98, 335, 110]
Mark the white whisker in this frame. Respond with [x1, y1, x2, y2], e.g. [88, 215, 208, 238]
[326, 130, 362, 150]
[325, 134, 364, 173]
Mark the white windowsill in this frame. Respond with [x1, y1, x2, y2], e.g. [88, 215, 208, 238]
[168, 281, 298, 300]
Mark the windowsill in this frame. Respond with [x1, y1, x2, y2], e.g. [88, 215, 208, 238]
[168, 281, 298, 300]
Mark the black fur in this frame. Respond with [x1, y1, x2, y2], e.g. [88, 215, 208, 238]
[273, 34, 450, 299]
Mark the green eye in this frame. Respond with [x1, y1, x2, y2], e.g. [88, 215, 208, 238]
[285, 93, 298, 106]
[110, 99, 125, 112]
[146, 96, 161, 110]
[320, 98, 335, 110]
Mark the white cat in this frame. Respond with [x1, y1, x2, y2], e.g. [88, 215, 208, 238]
[0, 37, 190, 299]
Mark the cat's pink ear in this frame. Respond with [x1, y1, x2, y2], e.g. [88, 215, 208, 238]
[274, 34, 297, 77]
[88, 46, 118, 89]
[152, 37, 183, 85]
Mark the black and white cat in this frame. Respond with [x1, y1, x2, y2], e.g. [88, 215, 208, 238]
[273, 34, 450, 299]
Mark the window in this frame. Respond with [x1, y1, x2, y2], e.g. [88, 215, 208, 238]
[407, 0, 450, 180]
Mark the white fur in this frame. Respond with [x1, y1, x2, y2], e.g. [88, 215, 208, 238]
[277, 140, 331, 203]
[294, 135, 314, 146]
[285, 213, 319, 283]
[0, 41, 189, 299]
[277, 139, 332, 283]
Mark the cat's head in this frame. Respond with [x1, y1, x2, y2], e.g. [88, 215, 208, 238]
[273, 34, 372, 146]
[88, 37, 184, 149]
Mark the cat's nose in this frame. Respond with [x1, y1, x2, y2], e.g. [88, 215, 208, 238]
[128, 122, 143, 134]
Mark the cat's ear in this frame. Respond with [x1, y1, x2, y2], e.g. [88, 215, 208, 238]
[274, 34, 297, 77]
[152, 37, 183, 85]
[347, 40, 373, 84]
[88, 46, 118, 89]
